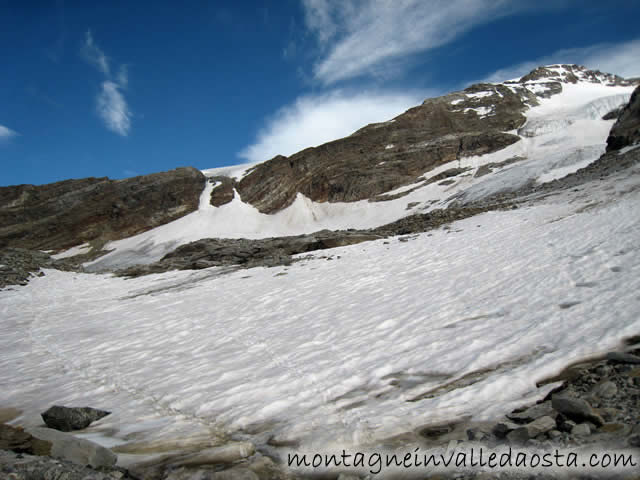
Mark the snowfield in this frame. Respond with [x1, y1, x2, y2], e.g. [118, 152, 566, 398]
[1, 66, 639, 458]
[2, 167, 639, 452]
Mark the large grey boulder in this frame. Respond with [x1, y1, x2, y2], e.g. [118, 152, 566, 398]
[41, 405, 111, 432]
[26, 426, 117, 468]
[551, 395, 604, 427]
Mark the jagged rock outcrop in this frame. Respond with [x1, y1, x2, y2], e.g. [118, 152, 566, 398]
[517, 64, 633, 86]
[607, 85, 640, 151]
[118, 230, 384, 276]
[0, 167, 206, 251]
[213, 64, 635, 214]
[230, 83, 530, 213]
[0, 248, 78, 289]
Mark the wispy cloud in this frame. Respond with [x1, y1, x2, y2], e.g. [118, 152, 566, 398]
[97, 82, 131, 137]
[83, 30, 110, 76]
[483, 38, 640, 83]
[238, 89, 429, 162]
[301, 0, 547, 85]
[82, 30, 131, 136]
[0, 125, 18, 143]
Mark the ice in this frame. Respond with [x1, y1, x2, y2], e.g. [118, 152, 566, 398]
[457, 86, 634, 203]
[51, 243, 92, 259]
[201, 160, 260, 180]
[2, 172, 639, 450]
[519, 94, 630, 138]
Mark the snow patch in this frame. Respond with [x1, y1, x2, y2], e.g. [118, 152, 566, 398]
[51, 243, 92, 259]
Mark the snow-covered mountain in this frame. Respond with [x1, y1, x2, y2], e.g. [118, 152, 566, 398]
[80, 64, 637, 270]
[1, 65, 640, 477]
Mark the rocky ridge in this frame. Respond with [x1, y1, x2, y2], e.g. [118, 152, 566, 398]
[209, 64, 636, 214]
[607, 85, 640, 151]
[0, 167, 206, 252]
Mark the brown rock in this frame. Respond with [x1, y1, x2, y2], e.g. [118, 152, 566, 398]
[0, 167, 205, 251]
[0, 423, 52, 456]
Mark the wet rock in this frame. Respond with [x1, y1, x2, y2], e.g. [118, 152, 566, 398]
[551, 395, 604, 426]
[26, 426, 117, 468]
[41, 405, 111, 432]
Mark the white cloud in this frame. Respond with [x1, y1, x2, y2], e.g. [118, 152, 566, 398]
[83, 30, 110, 76]
[97, 81, 131, 136]
[82, 30, 132, 136]
[238, 89, 428, 162]
[302, 0, 537, 85]
[483, 38, 640, 83]
[0, 125, 18, 142]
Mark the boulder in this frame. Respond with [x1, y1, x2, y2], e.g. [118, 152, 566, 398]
[507, 401, 556, 423]
[571, 423, 591, 436]
[551, 395, 604, 427]
[506, 416, 556, 444]
[41, 405, 111, 431]
[26, 426, 117, 468]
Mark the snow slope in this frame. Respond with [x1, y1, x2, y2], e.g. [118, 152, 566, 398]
[2, 168, 639, 451]
[80, 74, 634, 270]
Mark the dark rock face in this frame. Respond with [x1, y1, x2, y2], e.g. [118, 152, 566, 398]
[606, 85, 640, 151]
[204, 65, 635, 215]
[41, 405, 111, 432]
[119, 230, 384, 276]
[0, 167, 206, 251]
[231, 83, 531, 213]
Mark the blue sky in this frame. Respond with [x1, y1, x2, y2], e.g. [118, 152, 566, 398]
[1, 0, 639, 186]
